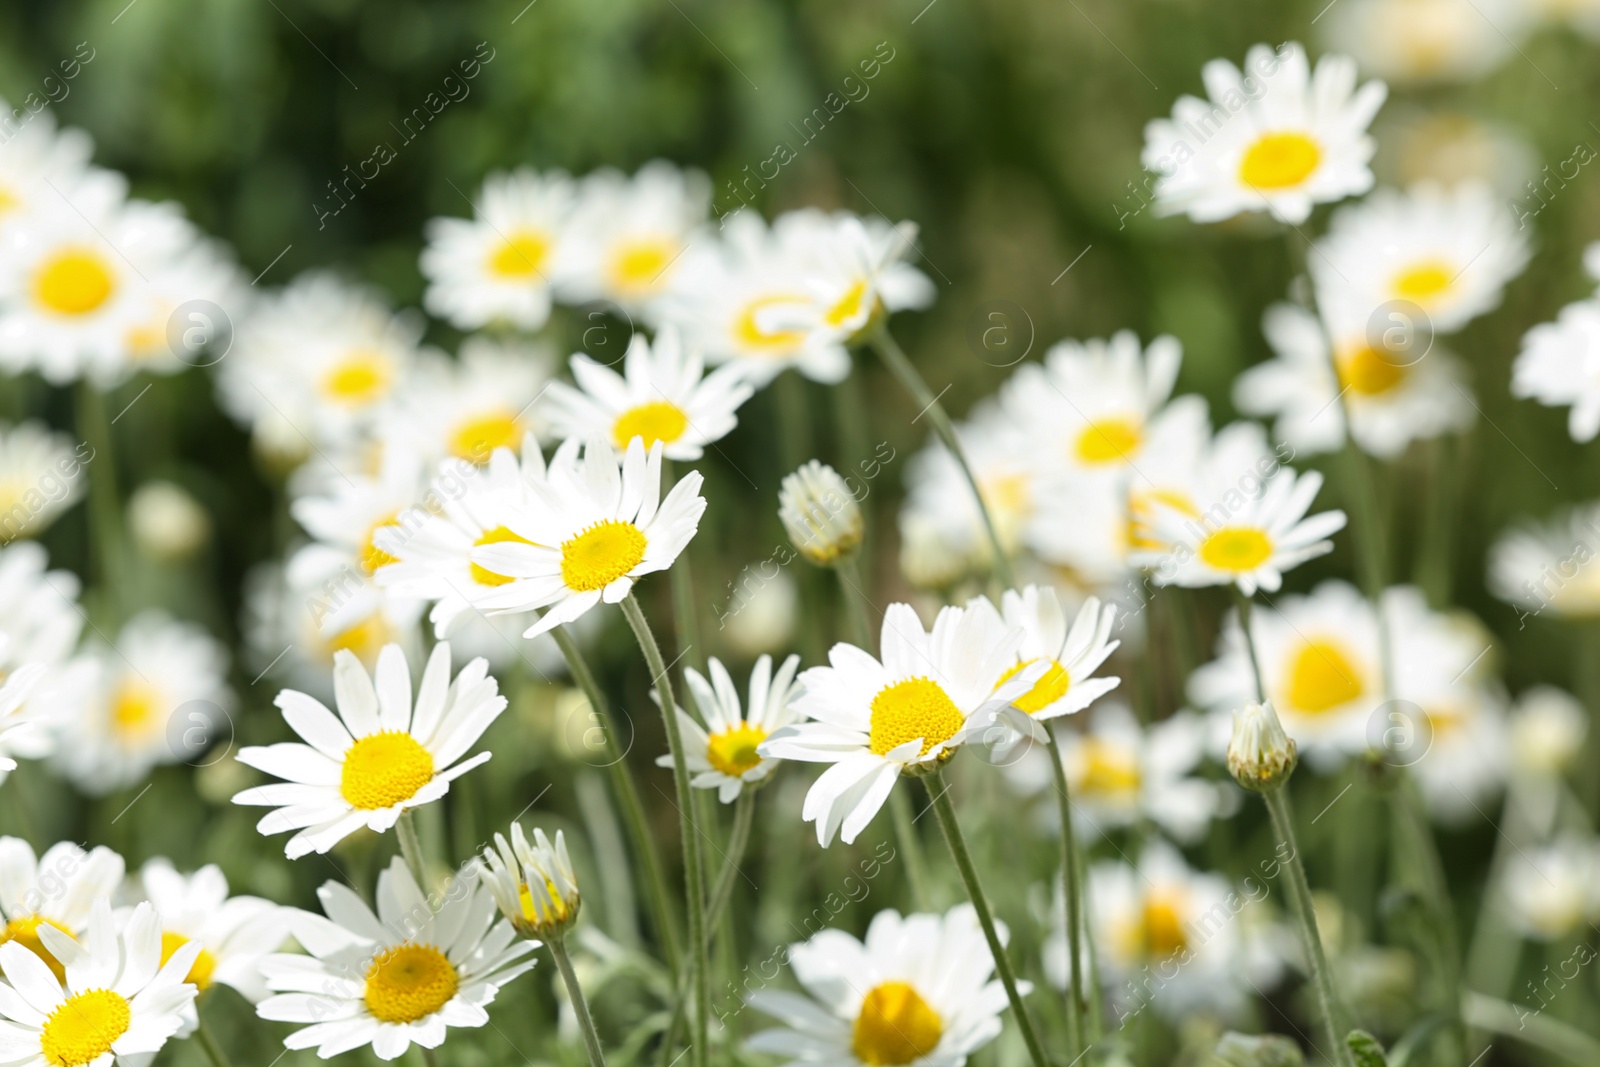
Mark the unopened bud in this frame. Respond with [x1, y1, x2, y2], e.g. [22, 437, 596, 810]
[1227, 701, 1297, 792]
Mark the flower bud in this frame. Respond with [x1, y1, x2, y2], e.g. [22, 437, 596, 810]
[778, 460, 863, 567]
[1227, 701, 1298, 792]
[478, 823, 580, 941]
[130, 480, 211, 561]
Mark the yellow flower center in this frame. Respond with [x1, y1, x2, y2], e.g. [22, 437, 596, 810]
[1136, 893, 1189, 960]
[733, 294, 809, 355]
[852, 981, 943, 1067]
[1238, 131, 1322, 191]
[825, 279, 870, 329]
[1076, 738, 1141, 796]
[1284, 639, 1364, 715]
[363, 943, 459, 1023]
[559, 520, 647, 593]
[706, 722, 768, 777]
[110, 679, 162, 738]
[160, 931, 217, 991]
[1336, 345, 1406, 396]
[0, 186, 18, 215]
[1198, 527, 1273, 572]
[450, 410, 521, 463]
[471, 525, 534, 587]
[40, 989, 131, 1067]
[359, 513, 402, 575]
[998, 657, 1070, 715]
[33, 248, 116, 317]
[487, 230, 551, 279]
[1392, 259, 1455, 303]
[322, 348, 392, 406]
[339, 731, 434, 810]
[612, 400, 690, 451]
[0, 916, 72, 982]
[1128, 488, 1199, 552]
[1075, 417, 1143, 465]
[608, 238, 675, 293]
[323, 612, 393, 665]
[868, 677, 965, 758]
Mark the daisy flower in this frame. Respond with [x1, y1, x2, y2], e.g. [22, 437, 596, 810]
[1321, 0, 1519, 85]
[1500, 838, 1600, 941]
[746, 904, 1021, 1067]
[468, 438, 707, 638]
[1509, 686, 1587, 778]
[113, 231, 248, 387]
[543, 329, 754, 461]
[1486, 501, 1600, 620]
[0, 658, 47, 780]
[758, 599, 1041, 846]
[773, 209, 935, 347]
[779, 460, 865, 567]
[1513, 266, 1600, 441]
[1142, 42, 1387, 224]
[991, 586, 1119, 739]
[0, 421, 88, 543]
[0, 543, 82, 763]
[478, 823, 581, 941]
[49, 611, 233, 795]
[257, 857, 536, 1060]
[0, 900, 201, 1067]
[233, 642, 505, 858]
[900, 403, 1035, 577]
[380, 336, 553, 467]
[0, 838, 126, 983]
[130, 859, 284, 1006]
[654, 654, 803, 802]
[420, 168, 572, 331]
[0, 103, 95, 239]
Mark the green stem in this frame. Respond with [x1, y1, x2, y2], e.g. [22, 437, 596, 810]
[549, 935, 608, 1067]
[621, 593, 709, 1067]
[834, 554, 874, 650]
[924, 773, 1051, 1067]
[704, 790, 756, 940]
[869, 326, 1016, 589]
[1462, 992, 1600, 1065]
[1262, 787, 1353, 1067]
[1045, 727, 1091, 1056]
[550, 625, 682, 978]
[888, 787, 935, 911]
[75, 382, 126, 614]
[663, 460, 704, 674]
[1231, 587, 1268, 704]
[396, 809, 428, 891]
[195, 1016, 233, 1067]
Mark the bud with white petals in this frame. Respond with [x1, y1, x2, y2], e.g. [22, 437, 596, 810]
[778, 460, 864, 567]
[1228, 701, 1298, 792]
[478, 823, 581, 941]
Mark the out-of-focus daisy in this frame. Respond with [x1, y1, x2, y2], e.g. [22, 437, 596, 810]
[384, 337, 553, 467]
[113, 231, 248, 388]
[555, 161, 708, 317]
[233, 642, 505, 858]
[654, 654, 802, 802]
[0, 421, 88, 542]
[131, 859, 283, 1006]
[0, 657, 46, 780]
[543, 329, 753, 461]
[257, 857, 536, 1060]
[1322, 0, 1519, 84]
[758, 599, 1041, 845]
[0, 838, 125, 982]
[469, 438, 707, 638]
[1500, 838, 1600, 941]
[990, 586, 1119, 740]
[1513, 267, 1600, 441]
[49, 611, 233, 795]
[746, 904, 1021, 1067]
[478, 823, 580, 941]
[127, 480, 211, 562]
[0, 899, 201, 1067]
[1381, 111, 1537, 198]
[1142, 42, 1387, 224]
[779, 461, 865, 567]
[1487, 501, 1600, 620]
[421, 168, 572, 331]
[1509, 686, 1588, 778]
[774, 209, 935, 347]
[1237, 300, 1474, 458]
[0, 543, 83, 759]
[0, 103, 95, 239]
[900, 403, 1034, 578]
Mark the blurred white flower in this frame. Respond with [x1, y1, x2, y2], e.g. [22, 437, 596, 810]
[0, 420, 88, 542]
[1487, 500, 1600, 618]
[1513, 253, 1600, 442]
[779, 460, 864, 566]
[128, 480, 210, 561]
[382, 336, 553, 467]
[1322, 0, 1520, 84]
[1509, 686, 1588, 777]
[1500, 837, 1600, 941]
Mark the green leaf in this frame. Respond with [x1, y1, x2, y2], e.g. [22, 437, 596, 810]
[1347, 1029, 1390, 1067]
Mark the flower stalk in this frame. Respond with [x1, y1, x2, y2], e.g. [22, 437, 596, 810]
[549, 935, 608, 1067]
[1045, 725, 1093, 1055]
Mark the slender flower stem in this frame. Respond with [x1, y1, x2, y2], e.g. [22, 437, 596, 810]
[1044, 727, 1091, 1056]
[704, 790, 756, 941]
[549, 935, 608, 1067]
[550, 625, 683, 978]
[622, 593, 710, 1067]
[834, 555, 874, 650]
[924, 773, 1051, 1067]
[397, 809, 428, 891]
[195, 1016, 233, 1067]
[888, 788, 935, 912]
[664, 459, 704, 674]
[1231, 587, 1268, 703]
[75, 382, 126, 613]
[1262, 787, 1353, 1067]
[869, 326, 1016, 589]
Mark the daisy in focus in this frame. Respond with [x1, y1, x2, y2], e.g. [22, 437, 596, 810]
[469, 437, 707, 638]
[257, 857, 536, 1060]
[1141, 42, 1387, 224]
[655, 653, 802, 802]
[988, 587, 1120, 744]
[0, 421, 88, 541]
[233, 642, 505, 858]
[131, 859, 284, 1006]
[543, 329, 754, 461]
[0, 838, 125, 982]
[746, 904, 1021, 1067]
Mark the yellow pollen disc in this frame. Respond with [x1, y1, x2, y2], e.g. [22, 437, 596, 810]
[340, 732, 434, 810]
[612, 400, 690, 451]
[322, 349, 392, 406]
[324, 612, 392, 665]
[471, 525, 534, 587]
[1075, 417, 1143, 465]
[981, 473, 1030, 517]
[450, 410, 521, 463]
[868, 677, 965, 758]
[608, 239, 675, 293]
[110, 679, 161, 738]
[0, 186, 18, 214]
[1284, 640, 1364, 714]
[1424, 706, 1461, 739]
[1077, 738, 1141, 796]
[1336, 345, 1405, 396]
[487, 230, 551, 279]
[160, 931, 217, 991]
[517, 878, 572, 925]
[1197, 527, 1273, 572]
[852, 981, 943, 1067]
[825, 279, 870, 329]
[363, 943, 459, 1024]
[0, 916, 72, 983]
[997, 657, 1070, 715]
[706, 722, 768, 777]
[559, 520, 647, 593]
[1392, 259, 1455, 302]
[733, 294, 808, 355]
[1238, 131, 1322, 190]
[1138, 893, 1189, 959]
[33, 248, 116, 317]
[39, 989, 131, 1067]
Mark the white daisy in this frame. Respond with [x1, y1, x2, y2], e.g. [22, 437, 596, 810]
[0, 104, 95, 239]
[1142, 42, 1387, 224]
[468, 437, 707, 638]
[1500, 838, 1600, 941]
[420, 168, 571, 331]
[380, 336, 553, 467]
[107, 228, 248, 388]
[758, 599, 1041, 846]
[0, 900, 201, 1067]
[746, 904, 1021, 1067]
[654, 654, 802, 802]
[0, 839, 126, 983]
[233, 642, 505, 858]
[0, 421, 88, 543]
[1509, 686, 1587, 778]
[1322, 0, 1520, 85]
[1513, 276, 1600, 442]
[1486, 501, 1600, 620]
[0, 541, 84, 680]
[0, 658, 47, 779]
[129, 860, 283, 1007]
[543, 329, 753, 461]
[257, 857, 536, 1060]
[772, 209, 935, 347]
[990, 587, 1120, 742]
